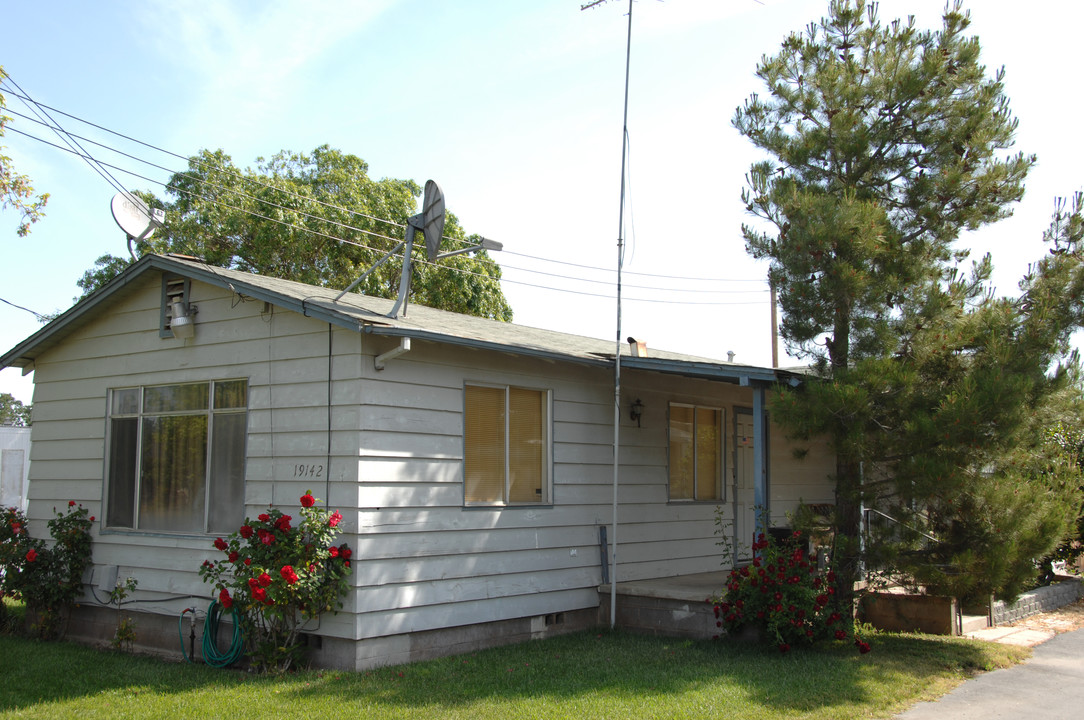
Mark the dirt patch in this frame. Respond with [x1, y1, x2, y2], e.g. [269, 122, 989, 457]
[1001, 597, 1084, 634]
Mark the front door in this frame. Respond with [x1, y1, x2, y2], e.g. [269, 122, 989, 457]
[733, 409, 756, 562]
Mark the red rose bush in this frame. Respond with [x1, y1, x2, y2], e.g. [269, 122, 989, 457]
[0, 503, 93, 639]
[199, 492, 352, 672]
[712, 531, 869, 654]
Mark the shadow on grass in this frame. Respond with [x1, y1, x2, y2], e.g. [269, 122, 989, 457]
[0, 627, 1027, 717]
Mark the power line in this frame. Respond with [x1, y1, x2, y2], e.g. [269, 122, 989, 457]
[3, 95, 771, 306]
[6, 123, 772, 306]
[2, 89, 767, 286]
[0, 296, 48, 321]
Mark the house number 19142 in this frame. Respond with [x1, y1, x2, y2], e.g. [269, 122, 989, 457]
[293, 464, 324, 478]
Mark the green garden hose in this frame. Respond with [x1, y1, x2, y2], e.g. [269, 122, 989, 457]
[178, 601, 245, 668]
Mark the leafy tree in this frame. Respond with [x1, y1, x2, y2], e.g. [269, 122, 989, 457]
[75, 255, 132, 303]
[0, 392, 30, 426]
[0, 66, 49, 236]
[734, 1, 1081, 604]
[77, 146, 512, 321]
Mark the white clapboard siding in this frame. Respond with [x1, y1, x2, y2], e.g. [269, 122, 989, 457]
[21, 268, 836, 647]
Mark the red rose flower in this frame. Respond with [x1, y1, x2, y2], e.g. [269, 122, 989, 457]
[258, 513, 270, 523]
[68, 500, 76, 507]
[275, 515, 292, 532]
[244, 557, 252, 566]
[280, 565, 299, 584]
[25, 548, 38, 562]
[344, 560, 350, 568]
[341, 546, 352, 559]
[89, 516, 95, 522]
[329, 511, 342, 527]
[258, 572, 272, 588]
[252, 586, 267, 602]
[213, 537, 228, 551]
[858, 641, 872, 654]
[239, 525, 254, 539]
[248, 577, 259, 590]
[219, 587, 233, 609]
[329, 546, 339, 558]
[228, 551, 239, 563]
[300, 494, 315, 508]
[835, 629, 847, 640]
[258, 529, 274, 545]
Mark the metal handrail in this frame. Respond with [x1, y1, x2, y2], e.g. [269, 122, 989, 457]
[863, 507, 940, 543]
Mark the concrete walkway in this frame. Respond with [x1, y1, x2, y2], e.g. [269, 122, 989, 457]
[895, 627, 1084, 719]
[964, 624, 1055, 647]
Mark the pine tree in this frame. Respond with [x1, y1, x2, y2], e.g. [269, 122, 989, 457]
[733, 0, 1051, 604]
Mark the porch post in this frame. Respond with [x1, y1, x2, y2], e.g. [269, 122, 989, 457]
[752, 383, 768, 534]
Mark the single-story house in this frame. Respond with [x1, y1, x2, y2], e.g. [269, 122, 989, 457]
[0, 253, 835, 669]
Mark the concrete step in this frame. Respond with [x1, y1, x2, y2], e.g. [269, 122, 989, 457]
[960, 614, 990, 634]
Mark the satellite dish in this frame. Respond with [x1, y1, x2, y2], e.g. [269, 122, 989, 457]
[421, 180, 446, 261]
[111, 192, 165, 260]
[332, 179, 500, 318]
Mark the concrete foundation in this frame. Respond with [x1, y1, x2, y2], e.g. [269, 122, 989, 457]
[54, 602, 599, 671]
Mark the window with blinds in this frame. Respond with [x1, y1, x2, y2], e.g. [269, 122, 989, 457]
[668, 403, 724, 501]
[464, 384, 550, 506]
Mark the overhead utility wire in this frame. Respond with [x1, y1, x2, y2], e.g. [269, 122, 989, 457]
[0, 76, 136, 209]
[8, 118, 765, 298]
[0, 87, 406, 235]
[7, 123, 769, 307]
[2, 108, 406, 249]
[2, 91, 766, 287]
[0, 296, 48, 321]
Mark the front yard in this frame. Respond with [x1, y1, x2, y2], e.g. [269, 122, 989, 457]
[0, 609, 1027, 720]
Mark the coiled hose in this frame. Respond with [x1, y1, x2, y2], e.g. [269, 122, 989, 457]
[178, 601, 245, 668]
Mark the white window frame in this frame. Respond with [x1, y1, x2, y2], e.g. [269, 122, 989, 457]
[104, 379, 247, 534]
[667, 402, 726, 502]
[463, 382, 553, 507]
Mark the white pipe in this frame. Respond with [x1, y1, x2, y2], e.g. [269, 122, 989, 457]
[374, 337, 411, 371]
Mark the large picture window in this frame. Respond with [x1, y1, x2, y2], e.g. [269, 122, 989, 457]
[464, 384, 551, 506]
[668, 403, 724, 501]
[106, 380, 247, 534]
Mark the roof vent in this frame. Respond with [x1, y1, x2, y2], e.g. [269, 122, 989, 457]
[727, 351, 736, 363]
[627, 337, 647, 358]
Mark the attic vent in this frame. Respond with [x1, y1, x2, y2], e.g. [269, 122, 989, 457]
[160, 274, 191, 338]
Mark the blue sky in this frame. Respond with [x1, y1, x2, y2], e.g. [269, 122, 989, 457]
[2, 0, 1082, 403]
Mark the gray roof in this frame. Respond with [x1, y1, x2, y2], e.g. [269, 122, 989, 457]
[1, 254, 799, 386]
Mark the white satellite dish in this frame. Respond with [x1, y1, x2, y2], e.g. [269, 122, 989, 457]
[111, 192, 165, 260]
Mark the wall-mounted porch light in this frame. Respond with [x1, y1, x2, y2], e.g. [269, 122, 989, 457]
[630, 398, 644, 427]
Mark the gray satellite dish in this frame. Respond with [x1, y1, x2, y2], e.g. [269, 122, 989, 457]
[331, 180, 500, 317]
[111, 192, 165, 260]
[421, 180, 446, 261]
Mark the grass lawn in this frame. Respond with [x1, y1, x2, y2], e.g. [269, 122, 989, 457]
[0, 608, 1026, 720]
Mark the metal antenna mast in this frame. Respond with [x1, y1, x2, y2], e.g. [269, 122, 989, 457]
[582, 0, 634, 630]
